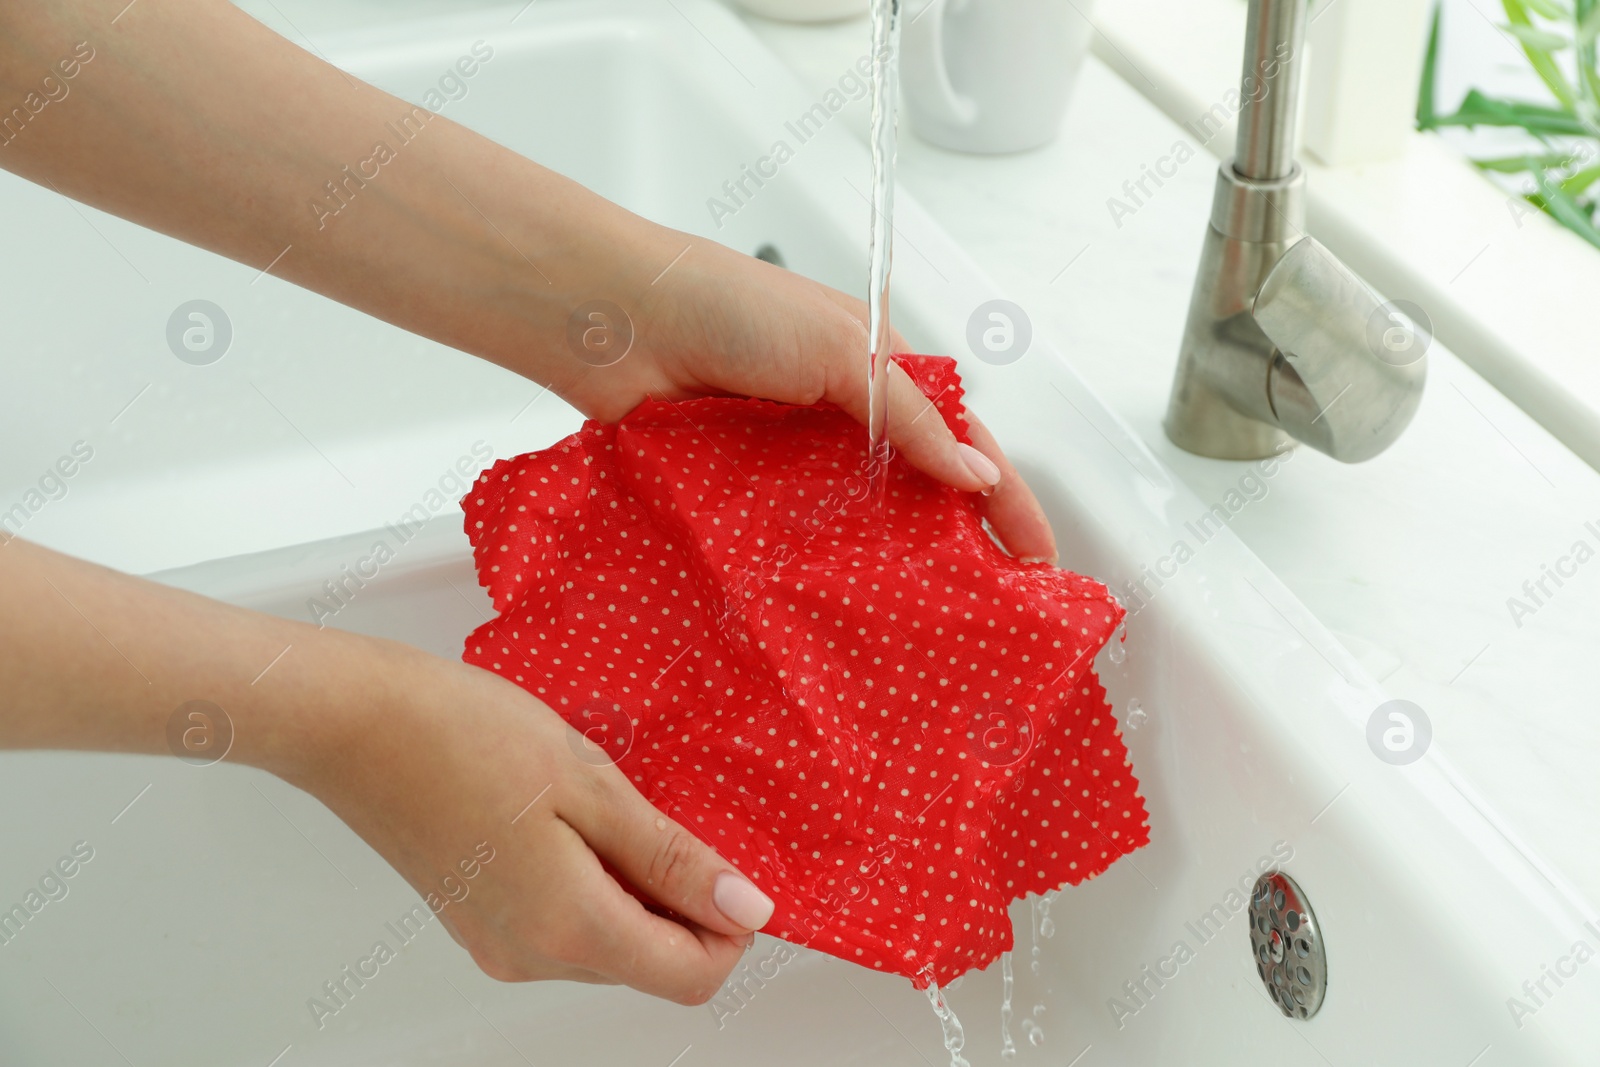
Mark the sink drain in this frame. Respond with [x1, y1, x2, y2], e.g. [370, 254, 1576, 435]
[1248, 871, 1326, 1019]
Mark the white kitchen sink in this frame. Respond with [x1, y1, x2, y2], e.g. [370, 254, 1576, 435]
[1, 1, 1596, 1063]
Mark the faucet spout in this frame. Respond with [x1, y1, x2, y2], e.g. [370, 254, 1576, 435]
[1253, 237, 1426, 461]
[1162, 0, 1426, 464]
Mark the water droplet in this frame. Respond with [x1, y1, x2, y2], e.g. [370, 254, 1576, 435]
[1108, 626, 1127, 664]
[1125, 699, 1147, 731]
[1022, 1018, 1045, 1047]
[1038, 891, 1056, 939]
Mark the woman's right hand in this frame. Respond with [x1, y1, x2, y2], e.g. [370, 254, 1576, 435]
[295, 643, 773, 1004]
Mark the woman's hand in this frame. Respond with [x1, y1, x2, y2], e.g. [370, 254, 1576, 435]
[300, 649, 773, 1004]
[559, 228, 1059, 564]
[0, 538, 772, 1004]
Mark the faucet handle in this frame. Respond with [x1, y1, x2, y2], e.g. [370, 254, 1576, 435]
[1252, 238, 1428, 463]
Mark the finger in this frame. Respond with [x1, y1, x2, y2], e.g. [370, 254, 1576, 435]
[884, 362, 1003, 495]
[554, 814, 750, 1005]
[961, 411, 1058, 563]
[562, 760, 775, 939]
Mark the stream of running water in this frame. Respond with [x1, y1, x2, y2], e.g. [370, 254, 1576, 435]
[863, 0, 902, 518]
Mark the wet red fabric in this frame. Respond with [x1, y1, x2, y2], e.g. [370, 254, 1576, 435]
[461, 354, 1149, 986]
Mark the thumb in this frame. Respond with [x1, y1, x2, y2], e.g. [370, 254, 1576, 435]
[563, 759, 776, 938]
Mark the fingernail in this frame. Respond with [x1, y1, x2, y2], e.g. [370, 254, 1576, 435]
[713, 871, 774, 931]
[956, 442, 1000, 489]
[1020, 555, 1058, 567]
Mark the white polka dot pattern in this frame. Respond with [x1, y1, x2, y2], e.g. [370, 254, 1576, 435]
[462, 355, 1149, 987]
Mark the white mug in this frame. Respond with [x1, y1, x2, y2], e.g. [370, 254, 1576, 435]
[901, 0, 1094, 154]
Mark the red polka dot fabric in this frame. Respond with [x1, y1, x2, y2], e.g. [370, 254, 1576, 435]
[462, 354, 1149, 987]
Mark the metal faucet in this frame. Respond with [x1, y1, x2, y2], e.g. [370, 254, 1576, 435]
[1163, 0, 1426, 462]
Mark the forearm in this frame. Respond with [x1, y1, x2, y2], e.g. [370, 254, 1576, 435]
[0, 0, 671, 408]
[0, 535, 411, 784]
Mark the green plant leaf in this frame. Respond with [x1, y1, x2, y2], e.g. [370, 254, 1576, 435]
[1472, 151, 1581, 170]
[1524, 0, 1572, 18]
[1580, 2, 1600, 43]
[1432, 88, 1590, 133]
[1575, 0, 1600, 111]
[1561, 160, 1600, 194]
[1533, 169, 1600, 247]
[1418, 2, 1442, 129]
[1503, 22, 1573, 49]
[1504, 0, 1579, 108]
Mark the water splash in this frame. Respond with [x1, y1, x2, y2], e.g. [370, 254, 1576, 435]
[924, 976, 971, 1067]
[864, 0, 903, 516]
[1022, 1006, 1045, 1048]
[999, 951, 1016, 1060]
[1028, 897, 1043, 975]
[1028, 891, 1058, 975]
[1125, 698, 1148, 731]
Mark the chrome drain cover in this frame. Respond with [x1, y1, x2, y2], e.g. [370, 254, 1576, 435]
[1249, 871, 1326, 1019]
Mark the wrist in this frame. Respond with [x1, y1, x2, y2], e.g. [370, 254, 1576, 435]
[237, 627, 425, 791]
[536, 210, 689, 422]
[268, 637, 553, 848]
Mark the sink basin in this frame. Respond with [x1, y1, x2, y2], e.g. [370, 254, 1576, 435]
[1, 1, 1595, 1063]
